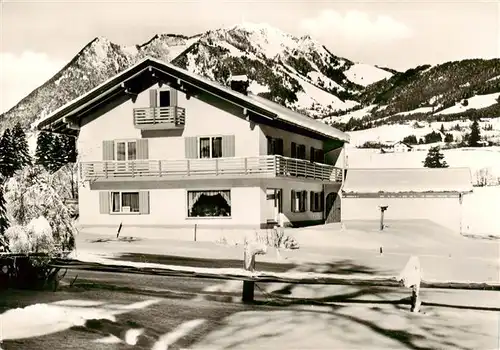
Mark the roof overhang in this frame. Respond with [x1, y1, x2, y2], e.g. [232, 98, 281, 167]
[37, 57, 349, 142]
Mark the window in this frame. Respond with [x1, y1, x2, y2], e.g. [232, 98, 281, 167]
[187, 190, 231, 217]
[291, 190, 307, 213]
[310, 147, 325, 163]
[199, 136, 222, 158]
[116, 141, 137, 161]
[267, 137, 284, 155]
[111, 192, 140, 213]
[310, 191, 324, 212]
[158, 90, 171, 107]
[291, 142, 306, 159]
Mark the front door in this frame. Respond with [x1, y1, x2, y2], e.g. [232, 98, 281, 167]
[266, 188, 282, 223]
[325, 192, 341, 223]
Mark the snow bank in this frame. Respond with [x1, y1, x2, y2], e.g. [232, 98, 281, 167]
[0, 298, 161, 341]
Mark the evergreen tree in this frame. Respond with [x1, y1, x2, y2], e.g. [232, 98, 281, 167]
[60, 134, 77, 163]
[35, 131, 54, 171]
[12, 122, 32, 169]
[0, 129, 19, 178]
[440, 124, 445, 134]
[468, 119, 481, 147]
[444, 133, 454, 143]
[423, 146, 449, 168]
[48, 135, 65, 172]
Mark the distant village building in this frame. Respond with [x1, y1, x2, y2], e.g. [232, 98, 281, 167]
[380, 141, 413, 154]
[341, 168, 473, 233]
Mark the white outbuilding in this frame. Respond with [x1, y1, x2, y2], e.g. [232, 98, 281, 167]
[341, 168, 473, 233]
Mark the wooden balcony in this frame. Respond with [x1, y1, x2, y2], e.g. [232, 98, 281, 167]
[80, 155, 343, 182]
[133, 106, 186, 130]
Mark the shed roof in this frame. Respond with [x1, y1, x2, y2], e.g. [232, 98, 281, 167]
[342, 168, 473, 194]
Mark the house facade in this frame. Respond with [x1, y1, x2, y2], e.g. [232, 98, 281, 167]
[341, 168, 473, 233]
[38, 58, 349, 230]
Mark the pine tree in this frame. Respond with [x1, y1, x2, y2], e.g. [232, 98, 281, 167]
[440, 124, 445, 134]
[12, 122, 32, 169]
[35, 131, 54, 171]
[0, 129, 19, 178]
[48, 135, 65, 172]
[423, 146, 449, 168]
[468, 119, 481, 147]
[60, 134, 77, 163]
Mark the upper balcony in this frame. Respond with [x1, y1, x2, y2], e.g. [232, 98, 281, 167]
[133, 106, 186, 130]
[80, 155, 343, 183]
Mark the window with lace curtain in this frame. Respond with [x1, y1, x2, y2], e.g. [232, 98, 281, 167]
[187, 190, 231, 217]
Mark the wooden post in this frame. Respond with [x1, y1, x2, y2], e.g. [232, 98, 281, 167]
[379, 205, 388, 230]
[242, 242, 267, 303]
[398, 256, 422, 313]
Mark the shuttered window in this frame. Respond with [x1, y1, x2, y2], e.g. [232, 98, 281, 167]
[310, 191, 324, 212]
[267, 137, 284, 156]
[193, 135, 234, 158]
[100, 191, 150, 214]
[291, 190, 307, 213]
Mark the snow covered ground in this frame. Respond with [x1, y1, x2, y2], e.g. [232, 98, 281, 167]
[344, 63, 393, 87]
[435, 92, 500, 115]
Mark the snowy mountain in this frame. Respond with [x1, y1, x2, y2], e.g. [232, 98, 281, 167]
[1, 22, 499, 145]
[0, 23, 393, 131]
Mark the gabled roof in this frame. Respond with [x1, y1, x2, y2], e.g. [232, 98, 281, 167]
[343, 168, 473, 194]
[37, 57, 349, 142]
[393, 141, 413, 148]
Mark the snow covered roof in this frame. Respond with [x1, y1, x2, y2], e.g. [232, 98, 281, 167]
[343, 168, 473, 194]
[230, 75, 249, 82]
[37, 57, 349, 142]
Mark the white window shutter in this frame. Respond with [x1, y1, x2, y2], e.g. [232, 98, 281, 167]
[139, 191, 150, 214]
[102, 141, 114, 160]
[222, 135, 235, 157]
[99, 192, 110, 214]
[149, 89, 157, 108]
[185, 137, 198, 159]
[170, 87, 178, 107]
[137, 139, 149, 159]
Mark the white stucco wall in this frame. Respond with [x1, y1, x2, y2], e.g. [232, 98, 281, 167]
[77, 83, 261, 162]
[342, 196, 463, 233]
[78, 184, 262, 228]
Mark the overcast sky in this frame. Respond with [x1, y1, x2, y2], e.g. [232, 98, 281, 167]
[1, 0, 499, 113]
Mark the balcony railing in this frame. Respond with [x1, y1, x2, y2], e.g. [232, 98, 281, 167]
[80, 155, 343, 182]
[133, 106, 186, 130]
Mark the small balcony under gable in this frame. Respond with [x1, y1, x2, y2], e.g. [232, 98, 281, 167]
[133, 86, 185, 130]
[133, 106, 186, 130]
[79, 155, 343, 183]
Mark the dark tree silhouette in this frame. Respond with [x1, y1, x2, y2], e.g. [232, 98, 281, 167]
[0, 129, 18, 178]
[468, 119, 481, 147]
[444, 133, 454, 143]
[60, 134, 77, 163]
[12, 122, 32, 168]
[423, 146, 449, 168]
[35, 131, 54, 171]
